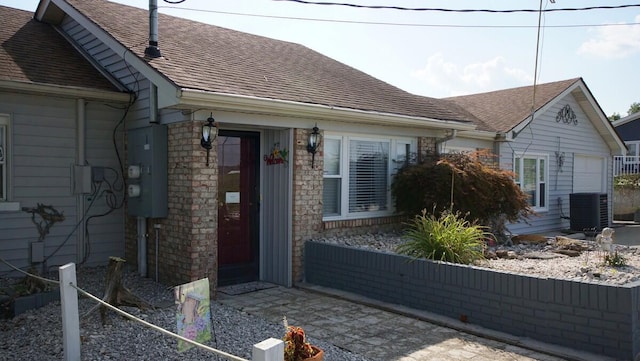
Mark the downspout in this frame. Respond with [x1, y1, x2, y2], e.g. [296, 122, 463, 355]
[137, 217, 147, 276]
[434, 129, 458, 154]
[76, 99, 86, 263]
[144, 0, 162, 59]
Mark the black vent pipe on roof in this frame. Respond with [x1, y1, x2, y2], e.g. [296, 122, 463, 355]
[144, 0, 162, 58]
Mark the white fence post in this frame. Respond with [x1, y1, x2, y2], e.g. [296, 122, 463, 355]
[59, 263, 81, 361]
[252, 338, 284, 361]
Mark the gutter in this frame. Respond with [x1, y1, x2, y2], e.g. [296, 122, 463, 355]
[435, 129, 458, 145]
[179, 89, 476, 131]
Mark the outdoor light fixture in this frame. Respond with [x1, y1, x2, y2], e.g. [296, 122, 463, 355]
[200, 113, 218, 166]
[307, 124, 321, 168]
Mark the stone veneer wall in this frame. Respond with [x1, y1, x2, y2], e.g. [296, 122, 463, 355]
[305, 242, 640, 360]
[125, 121, 217, 289]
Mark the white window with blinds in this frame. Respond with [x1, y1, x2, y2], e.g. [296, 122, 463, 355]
[323, 133, 416, 219]
[514, 153, 548, 210]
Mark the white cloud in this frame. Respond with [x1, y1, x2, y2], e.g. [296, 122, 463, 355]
[578, 15, 640, 58]
[412, 53, 533, 97]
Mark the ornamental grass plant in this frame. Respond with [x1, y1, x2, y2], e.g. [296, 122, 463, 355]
[396, 209, 490, 265]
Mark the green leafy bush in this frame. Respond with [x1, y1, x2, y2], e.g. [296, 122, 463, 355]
[614, 174, 640, 190]
[391, 150, 533, 239]
[396, 209, 489, 264]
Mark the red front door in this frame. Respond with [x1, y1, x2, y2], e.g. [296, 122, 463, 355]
[217, 131, 259, 286]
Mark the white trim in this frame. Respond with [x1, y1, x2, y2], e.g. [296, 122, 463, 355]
[323, 132, 415, 220]
[180, 89, 476, 131]
[0, 80, 130, 102]
[38, 0, 180, 107]
[0, 114, 16, 209]
[612, 111, 640, 127]
[514, 152, 549, 212]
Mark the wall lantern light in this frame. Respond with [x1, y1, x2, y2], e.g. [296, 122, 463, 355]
[200, 113, 218, 166]
[307, 124, 321, 168]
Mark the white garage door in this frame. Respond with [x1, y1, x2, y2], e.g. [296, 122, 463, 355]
[573, 155, 605, 193]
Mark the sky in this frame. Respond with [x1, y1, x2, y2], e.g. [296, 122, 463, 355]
[2, 0, 640, 117]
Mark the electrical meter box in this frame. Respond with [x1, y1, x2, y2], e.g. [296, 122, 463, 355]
[127, 124, 168, 218]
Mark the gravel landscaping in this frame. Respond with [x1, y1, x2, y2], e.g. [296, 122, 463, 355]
[0, 267, 372, 361]
[312, 231, 640, 285]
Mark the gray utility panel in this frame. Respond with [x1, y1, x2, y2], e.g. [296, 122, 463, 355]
[127, 125, 168, 218]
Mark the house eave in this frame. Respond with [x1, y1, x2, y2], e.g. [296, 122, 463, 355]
[178, 89, 476, 131]
[0, 80, 131, 102]
[456, 129, 508, 141]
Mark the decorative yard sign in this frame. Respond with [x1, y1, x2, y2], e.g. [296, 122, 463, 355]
[264, 142, 288, 166]
[174, 278, 212, 352]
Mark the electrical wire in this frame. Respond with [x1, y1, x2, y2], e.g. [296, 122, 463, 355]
[42, 183, 103, 267]
[274, 1, 640, 13]
[158, 6, 640, 29]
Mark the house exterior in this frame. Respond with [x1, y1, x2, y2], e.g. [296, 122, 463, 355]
[612, 111, 640, 176]
[1, 1, 625, 290]
[444, 78, 626, 235]
[1, 0, 477, 289]
[0, 5, 130, 274]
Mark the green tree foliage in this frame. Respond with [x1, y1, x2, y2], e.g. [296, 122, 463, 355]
[608, 112, 621, 121]
[629, 102, 640, 116]
[391, 150, 533, 238]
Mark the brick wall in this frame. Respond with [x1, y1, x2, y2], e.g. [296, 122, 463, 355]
[291, 128, 324, 282]
[125, 121, 217, 290]
[418, 136, 437, 162]
[305, 242, 640, 360]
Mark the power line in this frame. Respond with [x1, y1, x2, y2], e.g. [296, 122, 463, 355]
[274, 1, 640, 13]
[159, 6, 640, 29]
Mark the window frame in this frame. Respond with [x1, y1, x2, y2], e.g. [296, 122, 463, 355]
[513, 153, 548, 211]
[322, 133, 416, 220]
[0, 115, 8, 202]
[0, 114, 18, 212]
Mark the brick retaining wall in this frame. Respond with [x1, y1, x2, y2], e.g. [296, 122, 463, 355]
[305, 241, 640, 360]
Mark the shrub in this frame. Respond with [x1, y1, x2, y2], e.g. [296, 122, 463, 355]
[603, 251, 627, 267]
[396, 209, 489, 264]
[614, 174, 640, 190]
[391, 150, 533, 239]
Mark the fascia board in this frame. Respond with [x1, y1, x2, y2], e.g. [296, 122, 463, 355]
[572, 84, 626, 154]
[612, 112, 640, 127]
[457, 129, 507, 141]
[179, 89, 476, 131]
[0, 80, 131, 102]
[40, 0, 180, 107]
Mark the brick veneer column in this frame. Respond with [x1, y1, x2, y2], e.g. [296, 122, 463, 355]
[418, 136, 437, 162]
[291, 128, 323, 282]
[125, 121, 218, 291]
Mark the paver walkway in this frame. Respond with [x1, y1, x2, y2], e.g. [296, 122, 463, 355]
[217, 285, 578, 361]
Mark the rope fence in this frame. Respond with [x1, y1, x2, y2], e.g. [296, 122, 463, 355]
[0, 256, 60, 286]
[2, 259, 282, 360]
[1, 260, 284, 361]
[70, 282, 249, 361]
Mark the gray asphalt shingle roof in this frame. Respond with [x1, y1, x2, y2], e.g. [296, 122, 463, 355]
[62, 0, 477, 123]
[447, 78, 582, 132]
[0, 6, 119, 92]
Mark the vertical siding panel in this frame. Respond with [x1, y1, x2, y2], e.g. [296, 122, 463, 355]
[261, 129, 291, 285]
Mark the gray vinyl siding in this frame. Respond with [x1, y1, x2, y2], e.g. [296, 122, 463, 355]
[60, 16, 151, 129]
[0, 92, 125, 275]
[260, 129, 292, 286]
[83, 103, 126, 265]
[502, 94, 612, 235]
